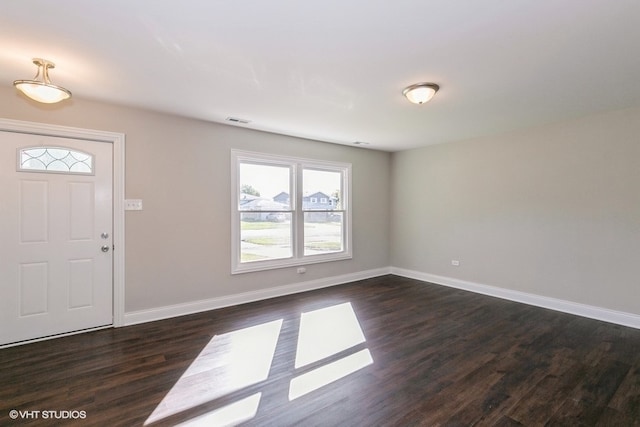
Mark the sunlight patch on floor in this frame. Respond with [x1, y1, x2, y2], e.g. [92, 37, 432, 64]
[175, 393, 262, 427]
[295, 302, 366, 368]
[144, 319, 282, 425]
[145, 302, 375, 423]
[289, 302, 372, 400]
[289, 349, 373, 400]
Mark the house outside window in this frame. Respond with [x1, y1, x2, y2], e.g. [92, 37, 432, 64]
[231, 150, 351, 273]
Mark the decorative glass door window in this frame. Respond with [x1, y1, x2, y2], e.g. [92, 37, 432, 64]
[18, 147, 94, 175]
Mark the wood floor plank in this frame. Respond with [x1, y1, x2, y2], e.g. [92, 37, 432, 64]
[506, 354, 588, 425]
[1, 275, 640, 426]
[600, 361, 640, 426]
[545, 357, 631, 425]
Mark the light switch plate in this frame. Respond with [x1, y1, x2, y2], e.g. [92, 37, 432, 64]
[125, 199, 143, 211]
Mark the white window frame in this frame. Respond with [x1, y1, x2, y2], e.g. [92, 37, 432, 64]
[231, 150, 352, 274]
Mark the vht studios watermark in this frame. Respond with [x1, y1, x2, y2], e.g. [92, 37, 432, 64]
[8, 409, 87, 420]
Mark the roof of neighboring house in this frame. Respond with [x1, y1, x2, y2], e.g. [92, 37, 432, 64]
[273, 191, 290, 199]
[239, 193, 260, 204]
[303, 191, 331, 199]
[241, 197, 289, 211]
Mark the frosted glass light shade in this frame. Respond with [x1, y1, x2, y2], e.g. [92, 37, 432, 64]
[14, 58, 72, 104]
[403, 83, 439, 104]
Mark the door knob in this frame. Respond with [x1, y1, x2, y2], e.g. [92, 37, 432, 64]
[101, 245, 110, 253]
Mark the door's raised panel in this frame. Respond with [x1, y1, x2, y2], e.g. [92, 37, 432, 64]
[68, 259, 94, 309]
[19, 262, 48, 316]
[68, 182, 94, 241]
[20, 180, 48, 243]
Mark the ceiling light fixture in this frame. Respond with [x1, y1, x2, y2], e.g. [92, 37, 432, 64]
[13, 58, 72, 104]
[402, 82, 439, 105]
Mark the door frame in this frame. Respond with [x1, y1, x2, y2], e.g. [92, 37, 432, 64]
[0, 118, 125, 328]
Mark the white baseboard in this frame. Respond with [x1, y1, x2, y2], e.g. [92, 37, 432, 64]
[390, 267, 640, 329]
[124, 267, 392, 326]
[124, 266, 640, 330]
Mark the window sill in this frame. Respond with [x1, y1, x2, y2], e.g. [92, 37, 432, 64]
[231, 252, 352, 275]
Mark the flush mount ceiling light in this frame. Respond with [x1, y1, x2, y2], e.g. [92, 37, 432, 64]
[13, 58, 72, 104]
[402, 82, 439, 105]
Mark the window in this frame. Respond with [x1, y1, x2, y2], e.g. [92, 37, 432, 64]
[18, 146, 94, 175]
[231, 150, 351, 273]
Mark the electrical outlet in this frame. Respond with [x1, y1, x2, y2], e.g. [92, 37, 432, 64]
[451, 260, 460, 266]
[297, 267, 306, 274]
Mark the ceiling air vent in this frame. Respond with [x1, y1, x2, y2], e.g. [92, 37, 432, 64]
[225, 117, 251, 124]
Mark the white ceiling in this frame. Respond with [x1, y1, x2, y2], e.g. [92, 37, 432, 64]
[2, 1, 640, 151]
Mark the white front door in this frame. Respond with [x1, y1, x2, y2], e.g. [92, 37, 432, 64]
[0, 131, 113, 346]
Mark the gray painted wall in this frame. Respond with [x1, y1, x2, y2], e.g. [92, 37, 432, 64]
[391, 106, 640, 315]
[3, 85, 639, 319]
[0, 87, 391, 313]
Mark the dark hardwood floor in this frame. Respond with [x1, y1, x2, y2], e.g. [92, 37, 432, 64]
[2, 275, 640, 426]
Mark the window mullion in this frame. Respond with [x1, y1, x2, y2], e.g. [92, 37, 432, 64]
[294, 163, 304, 259]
